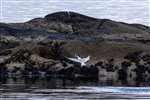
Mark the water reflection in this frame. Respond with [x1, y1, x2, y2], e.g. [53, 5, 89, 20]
[0, 77, 98, 90]
[1, 76, 150, 88]
[1, 77, 150, 100]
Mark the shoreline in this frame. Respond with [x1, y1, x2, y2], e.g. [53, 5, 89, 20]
[0, 51, 150, 86]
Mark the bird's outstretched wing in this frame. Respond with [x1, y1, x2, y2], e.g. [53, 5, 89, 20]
[75, 54, 81, 60]
[67, 57, 80, 63]
[82, 56, 90, 62]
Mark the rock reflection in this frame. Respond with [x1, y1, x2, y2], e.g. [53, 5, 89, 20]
[0, 76, 150, 90]
[1, 77, 150, 100]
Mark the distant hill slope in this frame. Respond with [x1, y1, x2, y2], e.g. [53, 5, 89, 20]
[0, 11, 149, 39]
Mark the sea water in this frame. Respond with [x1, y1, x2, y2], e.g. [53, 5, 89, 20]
[0, 78, 150, 100]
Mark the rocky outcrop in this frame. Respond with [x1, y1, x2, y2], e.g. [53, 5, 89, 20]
[1, 50, 150, 86]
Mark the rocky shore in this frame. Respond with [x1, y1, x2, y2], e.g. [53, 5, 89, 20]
[0, 43, 150, 86]
[0, 42, 99, 79]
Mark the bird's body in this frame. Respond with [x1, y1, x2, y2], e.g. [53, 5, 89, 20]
[66, 55, 90, 67]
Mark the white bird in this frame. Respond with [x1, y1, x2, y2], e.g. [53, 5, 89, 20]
[66, 55, 90, 67]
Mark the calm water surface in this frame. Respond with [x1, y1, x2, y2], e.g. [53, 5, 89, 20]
[1, 77, 150, 100]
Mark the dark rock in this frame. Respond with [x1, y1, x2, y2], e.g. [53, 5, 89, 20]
[124, 51, 143, 63]
[0, 66, 8, 78]
[118, 69, 127, 82]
